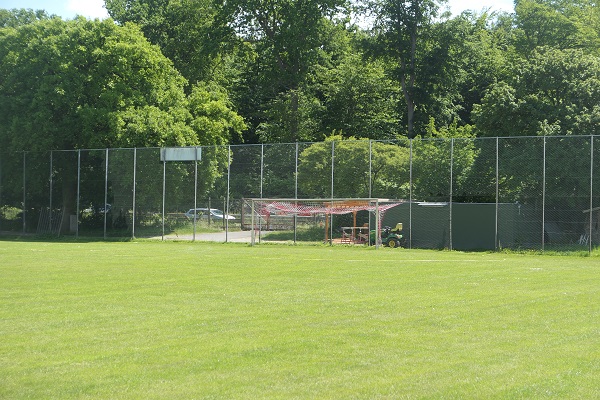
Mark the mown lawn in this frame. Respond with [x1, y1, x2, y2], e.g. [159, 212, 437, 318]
[1, 239, 599, 399]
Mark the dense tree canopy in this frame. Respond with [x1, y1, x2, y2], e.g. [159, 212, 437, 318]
[0, 16, 244, 152]
[473, 47, 600, 137]
[1, 0, 600, 148]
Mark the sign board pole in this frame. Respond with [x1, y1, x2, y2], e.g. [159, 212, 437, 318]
[162, 159, 166, 241]
[193, 147, 198, 242]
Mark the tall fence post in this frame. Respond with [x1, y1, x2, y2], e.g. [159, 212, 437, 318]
[193, 146, 198, 242]
[330, 141, 335, 245]
[132, 148, 137, 240]
[449, 138, 454, 251]
[294, 142, 299, 244]
[495, 137, 499, 251]
[0, 152, 2, 231]
[76, 150, 81, 239]
[369, 140, 373, 198]
[542, 137, 546, 251]
[22, 152, 26, 234]
[589, 136, 594, 253]
[331, 141, 335, 199]
[162, 156, 166, 241]
[409, 139, 413, 249]
[104, 148, 109, 240]
[260, 144, 264, 199]
[49, 151, 53, 234]
[226, 145, 231, 243]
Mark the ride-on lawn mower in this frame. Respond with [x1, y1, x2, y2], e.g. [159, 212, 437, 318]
[370, 223, 405, 248]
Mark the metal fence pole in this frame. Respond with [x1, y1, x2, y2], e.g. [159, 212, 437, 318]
[22, 152, 26, 234]
[104, 148, 109, 240]
[409, 139, 413, 249]
[260, 144, 264, 199]
[132, 148, 137, 240]
[258, 144, 264, 242]
[0, 152, 2, 231]
[251, 199, 255, 246]
[542, 137, 546, 251]
[589, 136, 594, 253]
[331, 141, 335, 199]
[162, 158, 166, 241]
[295, 143, 299, 199]
[76, 150, 81, 239]
[226, 145, 231, 243]
[449, 138, 454, 251]
[330, 141, 335, 245]
[193, 147, 198, 242]
[375, 199, 380, 249]
[495, 137, 499, 251]
[294, 142, 298, 244]
[369, 140, 373, 198]
[49, 151, 53, 234]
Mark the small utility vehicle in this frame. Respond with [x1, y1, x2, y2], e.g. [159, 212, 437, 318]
[370, 223, 405, 248]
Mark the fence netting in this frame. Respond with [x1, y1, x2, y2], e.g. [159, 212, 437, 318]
[1, 136, 598, 251]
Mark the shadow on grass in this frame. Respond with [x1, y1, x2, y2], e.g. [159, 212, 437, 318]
[0, 233, 133, 243]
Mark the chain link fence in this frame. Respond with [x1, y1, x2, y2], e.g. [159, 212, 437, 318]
[1, 136, 599, 251]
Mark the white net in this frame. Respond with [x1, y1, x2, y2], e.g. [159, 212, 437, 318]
[244, 198, 403, 246]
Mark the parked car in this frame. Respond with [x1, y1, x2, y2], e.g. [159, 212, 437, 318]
[83, 203, 112, 214]
[184, 208, 235, 220]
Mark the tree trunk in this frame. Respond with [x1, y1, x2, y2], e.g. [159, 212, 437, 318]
[60, 178, 77, 235]
[59, 159, 78, 235]
[290, 90, 299, 141]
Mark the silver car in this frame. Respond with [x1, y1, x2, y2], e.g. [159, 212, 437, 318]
[184, 208, 235, 220]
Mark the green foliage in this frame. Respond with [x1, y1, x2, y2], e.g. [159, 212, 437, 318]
[223, 0, 348, 89]
[514, 0, 584, 54]
[298, 135, 410, 198]
[2, 241, 600, 398]
[473, 47, 600, 138]
[105, 0, 237, 85]
[366, 0, 444, 138]
[256, 89, 325, 143]
[0, 8, 53, 27]
[412, 121, 478, 200]
[0, 18, 188, 150]
[0, 17, 246, 234]
[187, 83, 246, 146]
[0, 17, 246, 151]
[262, 225, 326, 242]
[319, 53, 401, 140]
[223, 1, 351, 142]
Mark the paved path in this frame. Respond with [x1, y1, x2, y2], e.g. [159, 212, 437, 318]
[158, 230, 253, 242]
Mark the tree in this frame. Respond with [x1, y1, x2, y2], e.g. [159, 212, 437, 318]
[105, 0, 237, 85]
[364, 0, 445, 138]
[425, 11, 514, 127]
[0, 17, 244, 232]
[0, 18, 190, 150]
[473, 47, 600, 138]
[222, 0, 349, 142]
[0, 8, 53, 27]
[472, 47, 600, 211]
[298, 135, 410, 198]
[318, 52, 401, 140]
[411, 120, 479, 201]
[514, 0, 584, 55]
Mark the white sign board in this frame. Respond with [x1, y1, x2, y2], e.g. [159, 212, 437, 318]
[160, 147, 202, 162]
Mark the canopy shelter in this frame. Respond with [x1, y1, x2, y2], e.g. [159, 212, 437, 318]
[248, 198, 403, 247]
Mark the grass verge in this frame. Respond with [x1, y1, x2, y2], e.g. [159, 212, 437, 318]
[1, 240, 599, 398]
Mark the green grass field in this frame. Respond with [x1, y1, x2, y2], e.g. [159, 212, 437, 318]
[1, 239, 599, 399]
